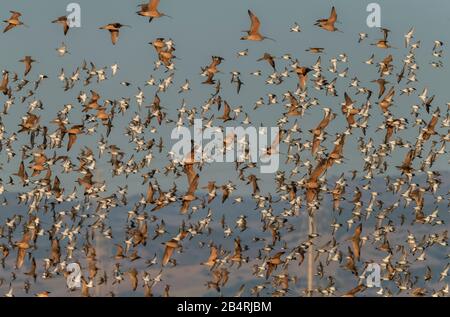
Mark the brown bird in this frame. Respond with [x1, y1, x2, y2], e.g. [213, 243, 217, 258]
[51, 238, 61, 264]
[83, 90, 101, 112]
[0, 70, 9, 95]
[341, 93, 359, 127]
[14, 161, 29, 185]
[137, 0, 172, 23]
[144, 283, 153, 297]
[3, 11, 26, 33]
[18, 113, 40, 133]
[257, 53, 276, 71]
[24, 257, 37, 282]
[15, 231, 31, 269]
[81, 277, 90, 297]
[350, 224, 362, 261]
[77, 171, 94, 191]
[218, 101, 232, 122]
[422, 109, 440, 141]
[378, 87, 395, 114]
[327, 134, 346, 168]
[342, 284, 366, 297]
[162, 232, 187, 266]
[202, 56, 224, 85]
[344, 247, 358, 276]
[52, 16, 70, 35]
[397, 149, 415, 175]
[99, 23, 130, 45]
[128, 268, 138, 291]
[19, 56, 36, 77]
[315, 7, 339, 32]
[266, 252, 285, 279]
[201, 245, 218, 268]
[247, 174, 260, 194]
[180, 173, 199, 214]
[241, 10, 274, 41]
[30, 152, 48, 177]
[306, 47, 325, 54]
[114, 244, 126, 260]
[372, 28, 393, 49]
[204, 181, 217, 204]
[294, 66, 312, 91]
[230, 237, 245, 267]
[66, 124, 84, 151]
[145, 182, 155, 203]
[372, 78, 389, 99]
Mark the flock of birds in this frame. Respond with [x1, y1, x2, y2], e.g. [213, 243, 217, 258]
[0, 1, 449, 297]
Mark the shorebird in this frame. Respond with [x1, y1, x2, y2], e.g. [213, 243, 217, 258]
[404, 27, 414, 48]
[0, 70, 9, 95]
[52, 16, 70, 35]
[358, 32, 368, 43]
[306, 47, 325, 54]
[137, 0, 172, 23]
[257, 53, 276, 71]
[99, 23, 131, 45]
[19, 56, 36, 76]
[372, 27, 394, 48]
[315, 7, 339, 32]
[66, 124, 84, 151]
[290, 22, 301, 33]
[241, 10, 275, 41]
[3, 11, 26, 33]
[13, 232, 31, 269]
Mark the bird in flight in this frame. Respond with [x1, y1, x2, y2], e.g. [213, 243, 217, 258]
[137, 0, 172, 23]
[3, 11, 26, 33]
[52, 16, 71, 35]
[99, 23, 131, 45]
[241, 10, 275, 41]
[315, 7, 339, 32]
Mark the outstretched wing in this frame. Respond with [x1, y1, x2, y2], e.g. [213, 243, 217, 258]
[207, 245, 218, 264]
[110, 30, 119, 45]
[149, 0, 160, 11]
[10, 11, 22, 19]
[270, 131, 281, 149]
[328, 6, 337, 23]
[67, 133, 77, 151]
[3, 23, 15, 33]
[162, 244, 175, 266]
[248, 10, 260, 34]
